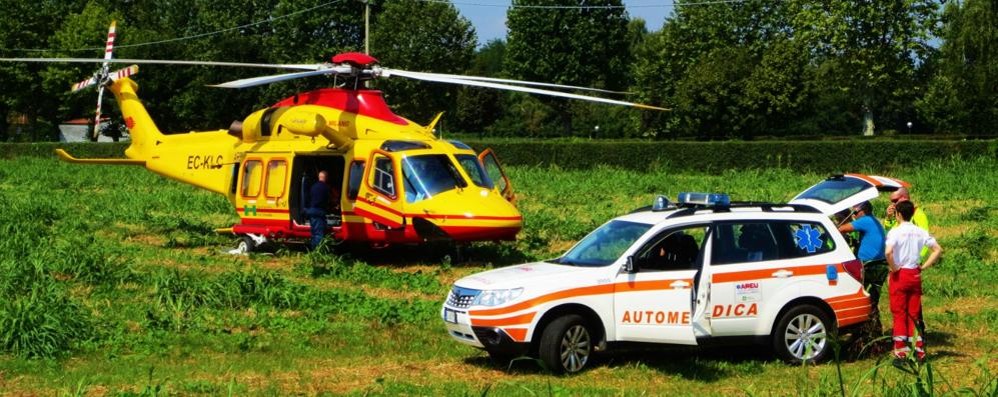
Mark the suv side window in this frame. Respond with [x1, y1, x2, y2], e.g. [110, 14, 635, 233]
[633, 225, 708, 272]
[783, 222, 836, 258]
[712, 221, 836, 265]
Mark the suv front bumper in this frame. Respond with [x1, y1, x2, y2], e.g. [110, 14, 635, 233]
[442, 305, 529, 357]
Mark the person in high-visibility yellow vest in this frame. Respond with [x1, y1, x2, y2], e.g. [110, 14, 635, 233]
[884, 188, 930, 261]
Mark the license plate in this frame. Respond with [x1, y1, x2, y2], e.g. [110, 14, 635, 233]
[443, 308, 458, 323]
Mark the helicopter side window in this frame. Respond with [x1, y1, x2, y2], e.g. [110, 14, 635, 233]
[455, 154, 494, 189]
[241, 160, 263, 197]
[371, 156, 396, 198]
[347, 161, 364, 200]
[265, 159, 287, 198]
[401, 154, 467, 203]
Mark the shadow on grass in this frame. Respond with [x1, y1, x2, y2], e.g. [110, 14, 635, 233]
[463, 345, 772, 382]
[307, 241, 535, 268]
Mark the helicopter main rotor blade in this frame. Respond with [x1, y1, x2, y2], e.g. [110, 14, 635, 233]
[208, 67, 358, 88]
[0, 57, 321, 71]
[383, 69, 667, 111]
[404, 71, 632, 95]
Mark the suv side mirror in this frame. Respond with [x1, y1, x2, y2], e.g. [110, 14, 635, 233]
[624, 256, 637, 273]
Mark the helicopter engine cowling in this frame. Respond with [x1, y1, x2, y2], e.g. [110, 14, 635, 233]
[277, 109, 353, 149]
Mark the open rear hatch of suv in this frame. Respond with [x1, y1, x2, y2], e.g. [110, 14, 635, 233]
[790, 173, 910, 216]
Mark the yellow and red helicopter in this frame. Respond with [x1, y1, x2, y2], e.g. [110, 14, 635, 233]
[3, 23, 665, 253]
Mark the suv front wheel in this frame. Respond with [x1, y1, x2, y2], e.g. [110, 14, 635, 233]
[538, 314, 593, 374]
[773, 304, 834, 364]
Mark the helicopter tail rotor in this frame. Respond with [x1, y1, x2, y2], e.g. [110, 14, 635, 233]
[91, 21, 118, 139]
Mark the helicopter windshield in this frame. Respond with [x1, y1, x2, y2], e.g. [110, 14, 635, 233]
[402, 154, 468, 203]
[455, 154, 494, 189]
[551, 220, 652, 267]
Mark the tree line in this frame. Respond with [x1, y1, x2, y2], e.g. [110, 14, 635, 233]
[0, 0, 994, 141]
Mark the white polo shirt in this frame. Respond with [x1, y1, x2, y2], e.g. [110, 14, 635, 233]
[885, 222, 938, 269]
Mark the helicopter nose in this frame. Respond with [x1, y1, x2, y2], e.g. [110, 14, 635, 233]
[410, 188, 522, 242]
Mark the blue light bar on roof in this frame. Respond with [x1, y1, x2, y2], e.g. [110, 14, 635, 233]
[652, 195, 672, 211]
[678, 192, 730, 207]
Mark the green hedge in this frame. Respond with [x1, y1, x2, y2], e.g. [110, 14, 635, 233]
[0, 142, 129, 159]
[464, 140, 998, 172]
[2, 140, 995, 172]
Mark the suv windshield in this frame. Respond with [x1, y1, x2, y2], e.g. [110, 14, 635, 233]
[796, 178, 871, 204]
[402, 154, 467, 203]
[552, 220, 652, 267]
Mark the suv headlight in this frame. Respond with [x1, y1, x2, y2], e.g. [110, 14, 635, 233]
[472, 288, 524, 307]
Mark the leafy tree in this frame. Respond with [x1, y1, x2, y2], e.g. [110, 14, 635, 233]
[455, 39, 506, 134]
[788, 0, 938, 135]
[634, 0, 803, 139]
[504, 0, 630, 135]
[0, 0, 87, 141]
[916, 0, 997, 135]
[369, 0, 475, 124]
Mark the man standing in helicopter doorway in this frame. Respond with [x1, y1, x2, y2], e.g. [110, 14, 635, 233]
[307, 170, 332, 250]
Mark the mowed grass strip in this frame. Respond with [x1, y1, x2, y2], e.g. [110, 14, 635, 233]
[0, 156, 995, 395]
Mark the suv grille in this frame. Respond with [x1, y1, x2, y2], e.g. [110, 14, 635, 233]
[448, 286, 480, 308]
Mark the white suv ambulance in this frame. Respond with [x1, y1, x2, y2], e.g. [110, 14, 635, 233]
[442, 174, 908, 373]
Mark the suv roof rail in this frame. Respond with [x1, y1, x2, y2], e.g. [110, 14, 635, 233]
[629, 205, 653, 214]
[666, 202, 821, 219]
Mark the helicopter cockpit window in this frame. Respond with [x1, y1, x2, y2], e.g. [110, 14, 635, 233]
[371, 156, 396, 198]
[381, 140, 431, 152]
[456, 154, 494, 189]
[447, 140, 472, 150]
[401, 154, 467, 203]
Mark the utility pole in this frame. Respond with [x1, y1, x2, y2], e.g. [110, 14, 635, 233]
[364, 0, 370, 54]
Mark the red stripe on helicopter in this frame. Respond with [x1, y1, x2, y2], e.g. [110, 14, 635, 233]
[233, 218, 518, 242]
[271, 88, 409, 126]
[363, 200, 522, 222]
[414, 213, 522, 221]
[353, 206, 403, 228]
[234, 206, 520, 222]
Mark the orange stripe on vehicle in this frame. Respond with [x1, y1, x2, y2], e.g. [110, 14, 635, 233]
[469, 284, 616, 316]
[826, 287, 867, 303]
[469, 278, 691, 317]
[834, 306, 871, 319]
[471, 312, 536, 327]
[616, 279, 694, 292]
[845, 173, 883, 187]
[837, 314, 869, 328]
[503, 328, 528, 342]
[830, 299, 869, 311]
[712, 263, 836, 284]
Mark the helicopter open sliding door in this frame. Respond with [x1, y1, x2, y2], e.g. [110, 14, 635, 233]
[289, 155, 346, 227]
[478, 148, 514, 202]
[354, 150, 405, 228]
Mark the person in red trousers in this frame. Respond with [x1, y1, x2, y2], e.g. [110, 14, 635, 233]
[885, 200, 942, 363]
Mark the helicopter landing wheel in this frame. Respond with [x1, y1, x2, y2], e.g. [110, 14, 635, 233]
[233, 234, 264, 254]
[442, 244, 465, 264]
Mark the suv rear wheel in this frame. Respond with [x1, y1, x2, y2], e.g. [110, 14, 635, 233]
[773, 304, 834, 364]
[538, 314, 593, 374]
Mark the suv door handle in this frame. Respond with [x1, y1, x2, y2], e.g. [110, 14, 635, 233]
[772, 269, 794, 278]
[670, 280, 690, 289]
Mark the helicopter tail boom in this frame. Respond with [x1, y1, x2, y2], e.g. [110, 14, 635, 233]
[108, 77, 165, 160]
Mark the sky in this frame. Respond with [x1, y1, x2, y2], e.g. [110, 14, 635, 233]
[452, 1, 675, 46]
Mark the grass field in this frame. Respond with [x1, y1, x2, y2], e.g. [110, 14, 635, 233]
[0, 155, 995, 396]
